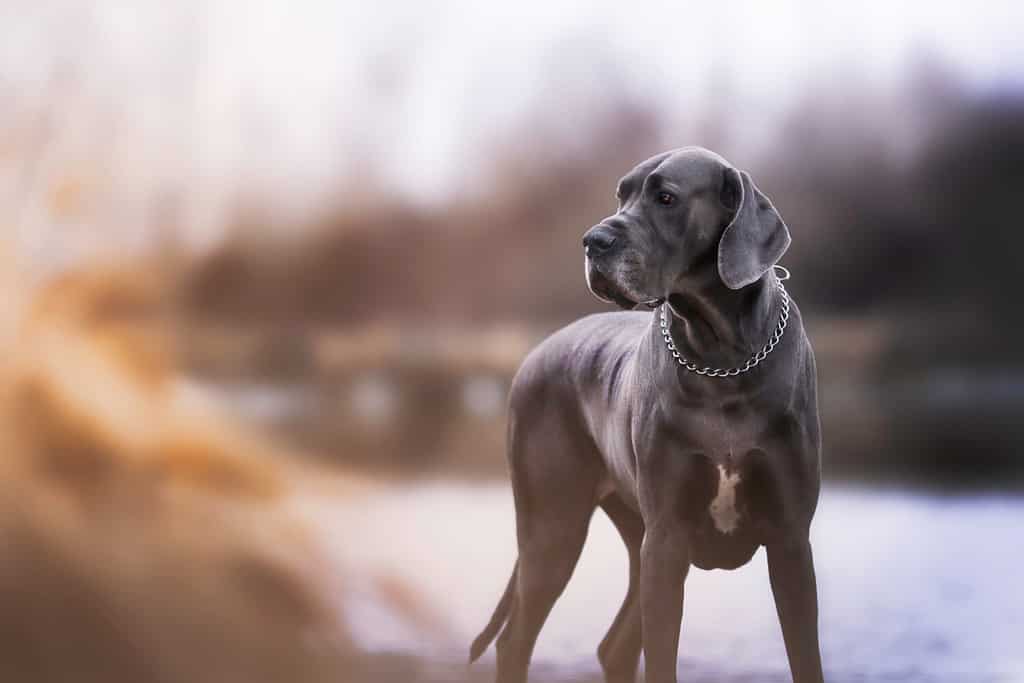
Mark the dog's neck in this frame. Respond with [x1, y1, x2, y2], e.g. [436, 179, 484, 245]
[661, 271, 778, 371]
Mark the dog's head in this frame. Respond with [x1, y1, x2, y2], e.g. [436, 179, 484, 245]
[583, 147, 790, 308]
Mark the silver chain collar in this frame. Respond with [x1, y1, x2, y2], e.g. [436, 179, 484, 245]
[659, 268, 791, 378]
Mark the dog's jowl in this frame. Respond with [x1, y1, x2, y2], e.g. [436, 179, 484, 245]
[471, 147, 824, 683]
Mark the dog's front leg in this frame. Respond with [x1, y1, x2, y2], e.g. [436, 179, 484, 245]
[767, 537, 824, 683]
[639, 525, 690, 683]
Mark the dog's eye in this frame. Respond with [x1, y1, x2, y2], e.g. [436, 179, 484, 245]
[656, 192, 676, 206]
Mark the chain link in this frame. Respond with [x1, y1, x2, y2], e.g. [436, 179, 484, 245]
[659, 277, 791, 378]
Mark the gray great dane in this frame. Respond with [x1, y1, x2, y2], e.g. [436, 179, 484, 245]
[470, 147, 823, 683]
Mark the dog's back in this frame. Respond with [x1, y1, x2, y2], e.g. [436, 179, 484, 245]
[509, 311, 649, 409]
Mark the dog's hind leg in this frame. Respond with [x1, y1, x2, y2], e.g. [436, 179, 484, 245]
[597, 493, 644, 683]
[493, 407, 601, 683]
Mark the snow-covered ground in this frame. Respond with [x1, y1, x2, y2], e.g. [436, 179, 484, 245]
[303, 481, 1024, 682]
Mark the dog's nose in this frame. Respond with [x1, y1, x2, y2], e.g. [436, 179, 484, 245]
[583, 228, 617, 255]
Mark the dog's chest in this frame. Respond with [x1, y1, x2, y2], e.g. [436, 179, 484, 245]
[642, 401, 803, 565]
[708, 464, 743, 534]
[679, 451, 788, 569]
[673, 418, 794, 556]
[690, 452, 770, 526]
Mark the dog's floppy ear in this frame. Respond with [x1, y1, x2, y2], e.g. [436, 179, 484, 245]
[717, 167, 791, 290]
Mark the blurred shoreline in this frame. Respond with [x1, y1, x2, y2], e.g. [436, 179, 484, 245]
[176, 315, 1024, 489]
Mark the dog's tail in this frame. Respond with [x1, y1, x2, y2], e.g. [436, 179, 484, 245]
[468, 559, 518, 664]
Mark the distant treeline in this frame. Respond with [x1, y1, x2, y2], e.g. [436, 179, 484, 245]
[185, 72, 1023, 362]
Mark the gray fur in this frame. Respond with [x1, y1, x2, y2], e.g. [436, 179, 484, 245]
[471, 147, 824, 683]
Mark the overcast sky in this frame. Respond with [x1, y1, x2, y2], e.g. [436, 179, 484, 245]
[2, 0, 1022, 259]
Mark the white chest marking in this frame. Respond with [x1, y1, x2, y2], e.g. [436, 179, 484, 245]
[709, 465, 742, 534]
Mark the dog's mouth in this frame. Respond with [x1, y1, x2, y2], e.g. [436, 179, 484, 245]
[585, 262, 644, 310]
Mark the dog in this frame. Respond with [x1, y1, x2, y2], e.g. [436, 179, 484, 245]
[470, 147, 823, 683]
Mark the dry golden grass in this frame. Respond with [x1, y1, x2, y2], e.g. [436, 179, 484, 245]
[0, 252, 362, 682]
